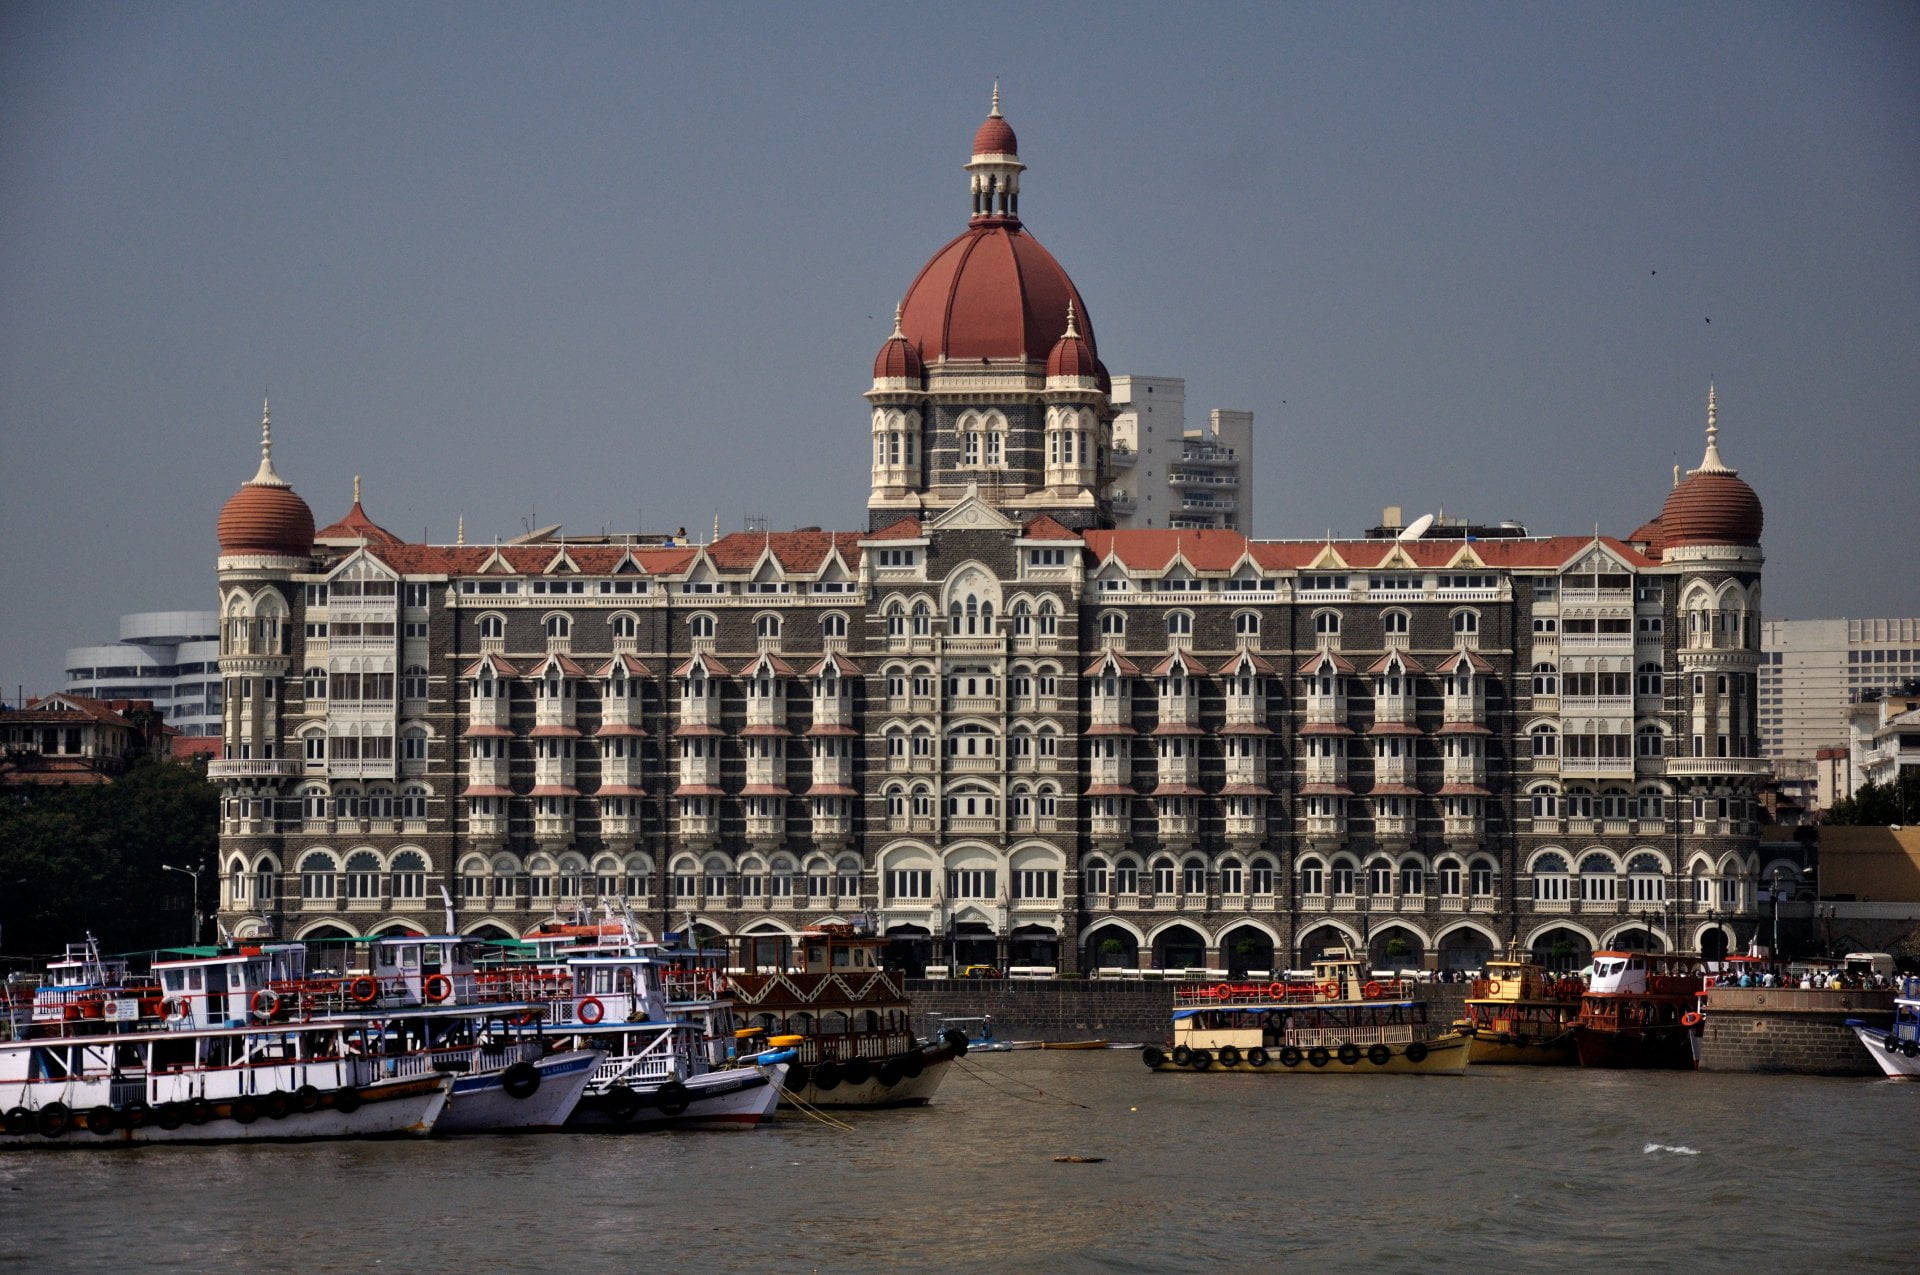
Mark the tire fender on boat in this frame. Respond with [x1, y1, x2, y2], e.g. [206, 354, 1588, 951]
[501, 1062, 542, 1100]
[1278, 1046, 1303, 1068]
[1141, 1046, 1166, 1068]
[1246, 1047, 1270, 1068]
[655, 1081, 690, 1117]
[1405, 1041, 1429, 1063]
[1367, 1044, 1393, 1067]
[1336, 1042, 1362, 1066]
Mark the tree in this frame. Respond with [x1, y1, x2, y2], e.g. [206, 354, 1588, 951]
[0, 758, 217, 958]
[1826, 771, 1920, 826]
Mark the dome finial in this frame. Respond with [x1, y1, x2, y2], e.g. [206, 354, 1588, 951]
[1063, 298, 1079, 339]
[251, 396, 288, 487]
[990, 80, 1001, 118]
[1694, 381, 1731, 474]
[457, 513, 466, 546]
[354, 474, 363, 506]
[890, 302, 905, 339]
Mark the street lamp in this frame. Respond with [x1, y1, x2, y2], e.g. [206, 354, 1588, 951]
[161, 863, 203, 946]
[1358, 894, 1372, 964]
[1770, 867, 1785, 958]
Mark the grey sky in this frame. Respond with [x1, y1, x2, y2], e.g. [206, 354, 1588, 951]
[3, 1, 1916, 694]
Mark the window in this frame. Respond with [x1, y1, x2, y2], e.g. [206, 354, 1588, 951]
[1015, 869, 1058, 900]
[299, 853, 336, 899]
[1299, 859, 1324, 896]
[1579, 854, 1616, 902]
[402, 666, 428, 700]
[1314, 611, 1341, 637]
[1437, 859, 1463, 896]
[948, 868, 996, 899]
[611, 613, 637, 639]
[1532, 616, 1558, 634]
[1219, 860, 1243, 895]
[1636, 662, 1662, 696]
[822, 613, 848, 639]
[888, 869, 932, 900]
[1382, 610, 1409, 635]
[1235, 611, 1261, 638]
[1152, 859, 1176, 894]
[1531, 663, 1558, 696]
[1182, 861, 1206, 895]
[690, 614, 715, 640]
[1100, 611, 1125, 638]
[479, 615, 504, 640]
[304, 667, 327, 699]
[1532, 852, 1569, 901]
[1329, 861, 1355, 895]
[401, 730, 428, 763]
[1453, 610, 1479, 636]
[1529, 785, 1559, 818]
[1469, 860, 1494, 896]
[391, 850, 427, 900]
[1400, 862, 1423, 896]
[1531, 724, 1559, 757]
[344, 851, 382, 900]
[756, 614, 781, 640]
[1114, 862, 1139, 895]
[1084, 859, 1109, 895]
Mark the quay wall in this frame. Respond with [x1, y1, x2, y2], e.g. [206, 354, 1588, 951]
[908, 979, 1472, 1044]
[1700, 987, 1894, 1076]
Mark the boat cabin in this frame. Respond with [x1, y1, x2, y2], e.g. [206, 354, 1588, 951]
[793, 927, 888, 976]
[1587, 951, 1703, 997]
[152, 944, 309, 1030]
[363, 936, 486, 1007]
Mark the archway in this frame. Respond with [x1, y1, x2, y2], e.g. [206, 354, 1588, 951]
[1009, 924, 1058, 971]
[1698, 926, 1730, 960]
[1529, 926, 1594, 972]
[1367, 924, 1427, 971]
[1152, 923, 1207, 972]
[1082, 922, 1139, 972]
[1606, 926, 1666, 954]
[1296, 923, 1358, 966]
[297, 923, 358, 976]
[1437, 925, 1497, 973]
[463, 921, 515, 942]
[885, 924, 932, 977]
[1219, 924, 1275, 977]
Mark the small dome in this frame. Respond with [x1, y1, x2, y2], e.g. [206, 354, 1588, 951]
[972, 114, 1017, 157]
[217, 401, 314, 557]
[1628, 516, 1665, 558]
[1045, 302, 1099, 382]
[872, 306, 924, 384]
[317, 483, 403, 547]
[218, 482, 314, 557]
[1659, 472, 1763, 546]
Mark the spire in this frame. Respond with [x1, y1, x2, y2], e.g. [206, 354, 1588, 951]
[990, 80, 1001, 118]
[353, 474, 363, 506]
[1673, 464, 1682, 489]
[890, 302, 905, 339]
[1063, 298, 1079, 340]
[1693, 382, 1732, 474]
[457, 513, 466, 546]
[250, 396, 288, 487]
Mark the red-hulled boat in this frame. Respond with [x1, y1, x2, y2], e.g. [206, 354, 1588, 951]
[1572, 950, 1706, 1070]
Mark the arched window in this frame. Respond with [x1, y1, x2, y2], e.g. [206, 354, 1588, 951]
[1532, 852, 1569, 901]
[1436, 858, 1463, 896]
[1330, 858, 1356, 895]
[1234, 611, 1260, 638]
[545, 614, 570, 639]
[391, 850, 427, 900]
[1636, 661, 1662, 696]
[756, 613, 781, 639]
[479, 614, 504, 640]
[305, 667, 328, 700]
[1628, 852, 1665, 902]
[1314, 610, 1341, 638]
[1100, 611, 1125, 638]
[1367, 857, 1394, 895]
[689, 613, 715, 639]
[1399, 859, 1423, 896]
[1166, 611, 1193, 638]
[401, 784, 429, 819]
[1530, 724, 1559, 757]
[344, 851, 382, 900]
[822, 613, 848, 639]
[1152, 858, 1176, 895]
[1529, 784, 1559, 818]
[1531, 663, 1558, 696]
[1219, 858, 1244, 895]
[1181, 858, 1207, 895]
[299, 852, 336, 899]
[1083, 857, 1110, 895]
[1009, 601, 1032, 637]
[1453, 610, 1479, 636]
[1298, 856, 1325, 896]
[611, 613, 637, 639]
[1469, 857, 1496, 897]
[1381, 609, 1410, 636]
[1036, 601, 1058, 636]
[1579, 853, 1617, 902]
[885, 602, 906, 639]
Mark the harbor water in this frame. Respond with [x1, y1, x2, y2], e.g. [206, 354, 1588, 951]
[2, 1052, 1912, 1272]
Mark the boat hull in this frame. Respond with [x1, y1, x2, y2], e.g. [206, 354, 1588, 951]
[1463, 1029, 1579, 1067]
[1147, 1032, 1471, 1076]
[1573, 1024, 1699, 1070]
[1850, 1024, 1920, 1079]
[0, 1074, 449, 1147]
[436, 1049, 603, 1134]
[570, 1063, 786, 1131]
[789, 1052, 955, 1109]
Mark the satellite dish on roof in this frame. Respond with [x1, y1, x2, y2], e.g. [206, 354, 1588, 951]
[1398, 513, 1435, 541]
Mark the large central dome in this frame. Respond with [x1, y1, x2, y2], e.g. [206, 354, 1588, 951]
[892, 94, 1098, 367]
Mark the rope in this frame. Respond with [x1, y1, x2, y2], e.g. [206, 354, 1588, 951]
[950, 1055, 1090, 1110]
[778, 1085, 855, 1132]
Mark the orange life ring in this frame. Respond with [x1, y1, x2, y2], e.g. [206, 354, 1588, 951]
[1682, 1011, 1703, 1027]
[1363, 981, 1383, 999]
[1321, 980, 1340, 999]
[1487, 980, 1503, 995]
[1268, 982, 1286, 999]
[577, 996, 606, 1025]
[251, 988, 280, 1019]
[347, 976, 379, 1005]
[423, 974, 454, 1003]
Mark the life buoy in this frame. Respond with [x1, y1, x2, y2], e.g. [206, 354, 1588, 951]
[655, 1081, 690, 1117]
[262, 1092, 292, 1121]
[842, 1059, 873, 1086]
[1363, 981, 1383, 999]
[331, 1088, 362, 1115]
[1405, 1041, 1429, 1063]
[1307, 1046, 1331, 1068]
[1487, 980, 1503, 995]
[423, 974, 453, 1004]
[1141, 1046, 1166, 1069]
[1367, 1043, 1393, 1066]
[121, 1100, 149, 1129]
[1337, 1042, 1362, 1066]
[165, 997, 189, 1021]
[347, 976, 379, 1005]
[1217, 1045, 1242, 1067]
[1279, 1046, 1303, 1068]
[577, 997, 606, 1025]
[1189, 1049, 1213, 1071]
[154, 1102, 187, 1131]
[1246, 1047, 1270, 1068]
[1681, 1011, 1703, 1028]
[501, 1062, 542, 1100]
[1268, 982, 1286, 999]
[251, 988, 280, 1019]
[1321, 981, 1340, 1000]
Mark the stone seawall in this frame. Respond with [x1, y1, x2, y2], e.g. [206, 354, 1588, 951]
[1699, 987, 1894, 1076]
[907, 979, 1473, 1044]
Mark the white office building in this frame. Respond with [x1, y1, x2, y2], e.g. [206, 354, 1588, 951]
[63, 611, 223, 736]
[1107, 375, 1253, 532]
[1758, 617, 1920, 766]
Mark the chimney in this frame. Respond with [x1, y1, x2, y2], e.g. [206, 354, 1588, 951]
[1382, 506, 1403, 530]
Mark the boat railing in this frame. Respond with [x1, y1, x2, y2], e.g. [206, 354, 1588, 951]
[790, 1030, 918, 1065]
[1174, 978, 1417, 1006]
[592, 1052, 675, 1087]
[1287, 1023, 1418, 1047]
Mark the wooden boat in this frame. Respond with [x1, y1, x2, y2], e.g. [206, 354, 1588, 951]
[1040, 1039, 1109, 1050]
[1142, 947, 1470, 1076]
[1455, 955, 1583, 1065]
[730, 925, 961, 1108]
[1572, 951, 1705, 1070]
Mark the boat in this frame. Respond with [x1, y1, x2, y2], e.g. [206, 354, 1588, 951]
[1, 942, 448, 1146]
[931, 1015, 1010, 1052]
[1141, 946, 1471, 1075]
[728, 924, 961, 1108]
[1571, 950, 1706, 1070]
[1040, 1039, 1108, 1050]
[1847, 975, 1920, 1079]
[1455, 953, 1583, 1065]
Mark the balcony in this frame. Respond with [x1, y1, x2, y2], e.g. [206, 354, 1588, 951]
[468, 813, 506, 839]
[1444, 814, 1484, 842]
[1666, 757, 1772, 777]
[1109, 446, 1137, 470]
[947, 815, 998, 835]
[1225, 814, 1266, 840]
[1107, 490, 1137, 514]
[468, 696, 508, 729]
[208, 758, 302, 780]
[1091, 815, 1127, 840]
[600, 813, 640, 836]
[1375, 814, 1413, 839]
[534, 814, 573, 843]
[947, 695, 999, 715]
[942, 636, 1003, 657]
[746, 814, 784, 842]
[533, 697, 577, 732]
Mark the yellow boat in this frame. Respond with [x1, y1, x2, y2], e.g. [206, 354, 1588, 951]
[1455, 955, 1583, 1065]
[1142, 947, 1470, 1076]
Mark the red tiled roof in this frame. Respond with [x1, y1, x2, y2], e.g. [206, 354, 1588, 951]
[972, 112, 1017, 156]
[316, 500, 402, 546]
[218, 480, 314, 557]
[1083, 783, 1136, 796]
[1369, 783, 1422, 796]
[527, 784, 578, 797]
[1435, 722, 1492, 736]
[671, 724, 727, 738]
[739, 783, 790, 797]
[1365, 652, 1426, 674]
[1298, 783, 1352, 796]
[1149, 722, 1206, 737]
[673, 654, 730, 678]
[705, 530, 864, 573]
[1152, 783, 1206, 797]
[593, 723, 648, 737]
[740, 724, 792, 738]
[1085, 723, 1137, 736]
[528, 724, 581, 738]
[1084, 652, 1141, 677]
[806, 653, 862, 676]
[1366, 721, 1422, 736]
[596, 655, 652, 678]
[1021, 515, 1079, 541]
[805, 723, 861, 737]
[805, 783, 860, 798]
[461, 784, 514, 798]
[863, 517, 924, 541]
[898, 221, 1094, 364]
[1297, 722, 1353, 736]
[1220, 782, 1273, 796]
[1436, 650, 1496, 673]
[1438, 783, 1492, 796]
[743, 653, 798, 678]
[674, 784, 726, 797]
[462, 656, 519, 677]
[1084, 528, 1248, 572]
[1298, 652, 1356, 674]
[594, 783, 648, 797]
[1216, 651, 1279, 676]
[462, 724, 514, 738]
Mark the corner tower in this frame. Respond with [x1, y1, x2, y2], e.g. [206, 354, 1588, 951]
[867, 92, 1114, 532]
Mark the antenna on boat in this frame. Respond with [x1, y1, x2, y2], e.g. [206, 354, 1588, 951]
[438, 884, 456, 936]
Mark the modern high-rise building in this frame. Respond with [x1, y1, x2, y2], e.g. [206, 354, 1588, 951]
[1758, 618, 1920, 766]
[209, 99, 1772, 973]
[63, 611, 223, 736]
[1107, 375, 1253, 532]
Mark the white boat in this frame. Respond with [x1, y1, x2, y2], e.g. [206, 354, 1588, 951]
[1848, 977, 1920, 1079]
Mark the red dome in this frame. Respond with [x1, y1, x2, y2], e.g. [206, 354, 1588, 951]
[1046, 315, 1099, 381]
[218, 481, 315, 557]
[972, 114, 1018, 156]
[1658, 472, 1763, 546]
[873, 332, 924, 383]
[317, 499, 402, 546]
[898, 223, 1095, 365]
